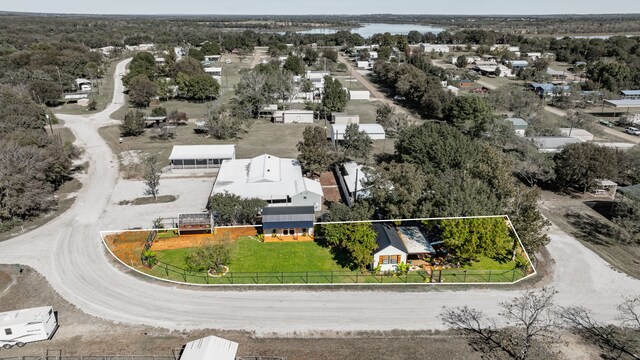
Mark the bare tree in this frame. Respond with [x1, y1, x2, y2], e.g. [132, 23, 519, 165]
[441, 287, 558, 360]
[143, 154, 161, 200]
[561, 296, 640, 360]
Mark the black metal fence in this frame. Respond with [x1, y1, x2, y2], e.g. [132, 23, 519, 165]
[147, 260, 528, 285]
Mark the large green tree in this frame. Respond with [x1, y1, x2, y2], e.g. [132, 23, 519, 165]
[321, 76, 349, 115]
[443, 96, 495, 136]
[438, 217, 513, 262]
[127, 75, 158, 107]
[554, 142, 618, 193]
[297, 126, 333, 176]
[342, 123, 372, 161]
[123, 52, 156, 86]
[120, 109, 146, 136]
[208, 192, 266, 225]
[176, 73, 220, 101]
[321, 222, 377, 270]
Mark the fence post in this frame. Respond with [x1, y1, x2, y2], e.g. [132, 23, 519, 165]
[488, 270, 492, 282]
[182, 269, 186, 282]
[165, 264, 168, 276]
[306, 271, 309, 284]
[438, 269, 442, 283]
[356, 271, 359, 283]
[511, 269, 517, 282]
[256, 272, 259, 284]
[331, 271, 334, 283]
[281, 272, 284, 284]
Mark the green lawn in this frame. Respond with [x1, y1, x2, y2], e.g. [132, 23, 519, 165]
[154, 237, 348, 274]
[462, 255, 519, 271]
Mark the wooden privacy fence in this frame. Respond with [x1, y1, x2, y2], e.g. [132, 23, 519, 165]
[150, 260, 528, 285]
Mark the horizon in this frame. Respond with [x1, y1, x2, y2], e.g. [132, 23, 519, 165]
[2, 0, 640, 16]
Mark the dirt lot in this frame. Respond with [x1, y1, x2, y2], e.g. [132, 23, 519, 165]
[0, 265, 483, 359]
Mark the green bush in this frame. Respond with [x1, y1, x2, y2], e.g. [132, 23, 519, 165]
[184, 243, 230, 272]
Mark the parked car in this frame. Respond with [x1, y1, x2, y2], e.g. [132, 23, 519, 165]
[625, 127, 640, 136]
[393, 95, 406, 101]
[599, 119, 614, 128]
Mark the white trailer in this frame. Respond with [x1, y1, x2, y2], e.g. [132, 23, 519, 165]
[0, 306, 58, 349]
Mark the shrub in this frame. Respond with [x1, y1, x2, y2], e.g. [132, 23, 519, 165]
[184, 243, 231, 273]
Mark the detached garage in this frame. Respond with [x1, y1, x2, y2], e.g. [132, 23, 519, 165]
[329, 124, 386, 142]
[169, 145, 236, 171]
[283, 110, 314, 124]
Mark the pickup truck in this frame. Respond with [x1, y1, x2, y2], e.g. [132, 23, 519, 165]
[625, 127, 640, 136]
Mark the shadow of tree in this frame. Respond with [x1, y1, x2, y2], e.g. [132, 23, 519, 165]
[564, 211, 616, 247]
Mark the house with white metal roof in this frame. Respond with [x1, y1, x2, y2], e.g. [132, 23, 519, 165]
[528, 136, 582, 153]
[180, 335, 238, 360]
[622, 90, 640, 100]
[169, 145, 236, 171]
[212, 154, 323, 211]
[329, 124, 385, 143]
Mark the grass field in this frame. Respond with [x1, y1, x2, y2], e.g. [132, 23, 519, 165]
[154, 237, 348, 273]
[100, 118, 318, 175]
[345, 100, 377, 124]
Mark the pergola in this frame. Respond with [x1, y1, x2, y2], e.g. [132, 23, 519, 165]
[177, 213, 214, 235]
[602, 99, 640, 116]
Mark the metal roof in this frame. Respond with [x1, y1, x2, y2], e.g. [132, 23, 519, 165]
[528, 137, 582, 150]
[604, 99, 640, 108]
[169, 145, 236, 160]
[374, 223, 407, 254]
[621, 90, 640, 96]
[181, 335, 238, 360]
[505, 117, 528, 129]
[262, 206, 315, 224]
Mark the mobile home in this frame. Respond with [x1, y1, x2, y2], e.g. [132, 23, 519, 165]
[0, 306, 57, 349]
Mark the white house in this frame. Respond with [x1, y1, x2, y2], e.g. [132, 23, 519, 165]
[154, 56, 167, 65]
[368, 51, 379, 60]
[356, 61, 372, 69]
[528, 137, 583, 153]
[211, 154, 324, 211]
[329, 124, 385, 142]
[373, 223, 408, 272]
[169, 145, 236, 171]
[180, 335, 238, 360]
[74, 78, 92, 92]
[420, 43, 450, 53]
[332, 113, 360, 125]
[273, 110, 314, 124]
[0, 306, 58, 349]
[560, 128, 594, 142]
[349, 90, 371, 101]
[204, 67, 223, 82]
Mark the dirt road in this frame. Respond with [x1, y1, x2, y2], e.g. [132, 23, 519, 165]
[0, 58, 639, 336]
[337, 53, 416, 120]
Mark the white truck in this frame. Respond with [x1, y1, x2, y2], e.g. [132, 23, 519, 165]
[1, 306, 58, 349]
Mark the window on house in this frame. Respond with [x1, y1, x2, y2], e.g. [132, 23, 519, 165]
[381, 255, 389, 264]
[4, 328, 12, 335]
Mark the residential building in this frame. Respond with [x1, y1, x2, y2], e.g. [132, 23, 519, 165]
[169, 145, 236, 171]
[348, 90, 371, 100]
[560, 128, 594, 142]
[373, 223, 408, 272]
[506, 60, 529, 70]
[331, 113, 360, 125]
[528, 83, 571, 97]
[420, 43, 450, 53]
[621, 90, 640, 100]
[180, 335, 238, 360]
[329, 124, 386, 142]
[204, 67, 223, 82]
[273, 110, 314, 124]
[340, 161, 370, 201]
[211, 154, 324, 211]
[505, 117, 528, 137]
[262, 206, 315, 237]
[528, 137, 582, 153]
[204, 55, 221, 63]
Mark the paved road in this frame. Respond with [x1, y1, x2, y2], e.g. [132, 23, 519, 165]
[0, 58, 639, 334]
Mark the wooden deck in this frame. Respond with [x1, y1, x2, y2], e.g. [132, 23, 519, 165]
[264, 234, 315, 243]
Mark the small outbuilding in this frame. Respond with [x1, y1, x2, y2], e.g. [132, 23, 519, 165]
[331, 113, 360, 125]
[261, 206, 315, 237]
[528, 137, 582, 153]
[169, 145, 236, 171]
[349, 90, 371, 100]
[329, 124, 385, 143]
[274, 110, 314, 124]
[505, 117, 528, 137]
[74, 78, 92, 92]
[177, 213, 214, 235]
[180, 335, 238, 360]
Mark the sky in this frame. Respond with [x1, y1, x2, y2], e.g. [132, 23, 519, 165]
[2, 0, 640, 16]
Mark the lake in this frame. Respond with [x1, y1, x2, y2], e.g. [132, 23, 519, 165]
[290, 23, 444, 38]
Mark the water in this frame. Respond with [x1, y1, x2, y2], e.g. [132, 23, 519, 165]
[289, 23, 444, 38]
